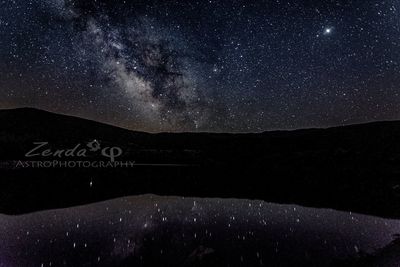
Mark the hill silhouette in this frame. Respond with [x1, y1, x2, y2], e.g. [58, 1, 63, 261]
[1, 108, 400, 217]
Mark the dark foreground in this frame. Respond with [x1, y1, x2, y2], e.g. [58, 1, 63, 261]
[1, 108, 400, 218]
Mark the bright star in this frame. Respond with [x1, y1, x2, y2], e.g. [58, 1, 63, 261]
[323, 27, 333, 35]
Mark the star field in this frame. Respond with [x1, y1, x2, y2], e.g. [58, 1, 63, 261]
[1, 0, 400, 132]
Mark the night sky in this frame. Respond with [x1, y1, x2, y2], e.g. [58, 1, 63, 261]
[1, 0, 400, 132]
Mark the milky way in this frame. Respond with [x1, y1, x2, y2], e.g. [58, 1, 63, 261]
[80, 16, 207, 130]
[1, 0, 400, 132]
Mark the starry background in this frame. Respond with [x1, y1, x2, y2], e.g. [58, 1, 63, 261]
[1, 0, 400, 132]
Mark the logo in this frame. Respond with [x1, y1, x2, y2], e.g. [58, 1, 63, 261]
[14, 140, 136, 169]
[25, 140, 123, 162]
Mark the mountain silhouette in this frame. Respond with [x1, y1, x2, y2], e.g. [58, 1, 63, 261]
[1, 108, 400, 217]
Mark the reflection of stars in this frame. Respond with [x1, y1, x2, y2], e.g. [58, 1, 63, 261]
[3, 195, 400, 267]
